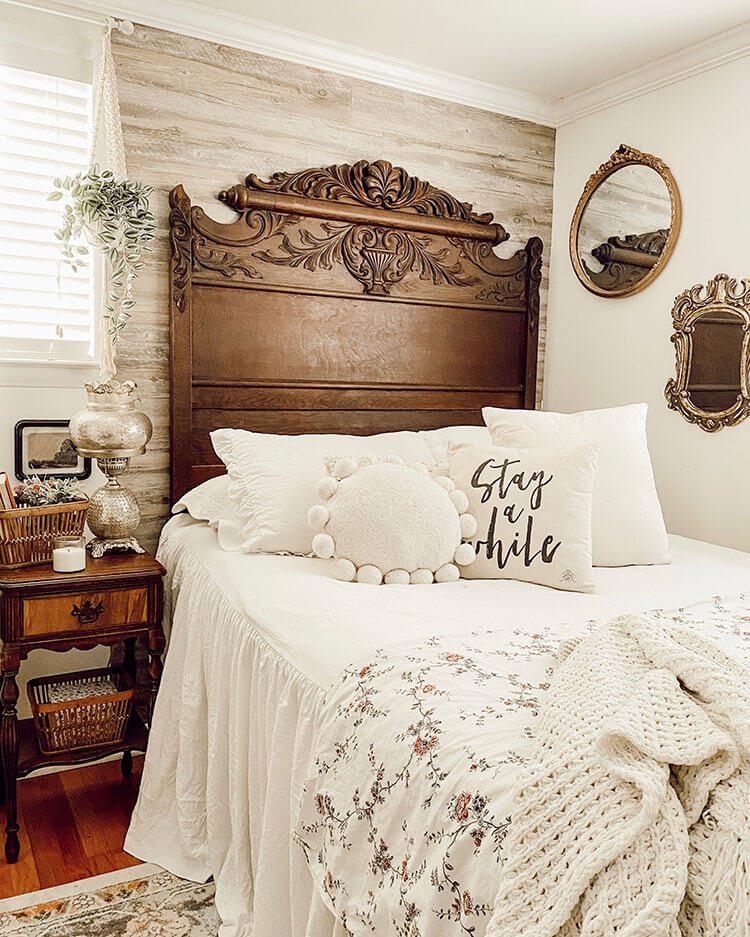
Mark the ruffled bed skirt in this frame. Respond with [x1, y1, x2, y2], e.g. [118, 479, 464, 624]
[125, 534, 345, 937]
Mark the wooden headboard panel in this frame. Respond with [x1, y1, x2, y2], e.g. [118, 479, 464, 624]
[169, 159, 543, 502]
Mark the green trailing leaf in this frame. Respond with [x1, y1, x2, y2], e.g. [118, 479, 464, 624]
[49, 164, 156, 342]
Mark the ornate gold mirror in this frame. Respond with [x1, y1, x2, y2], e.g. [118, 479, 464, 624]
[570, 144, 681, 297]
[665, 274, 750, 432]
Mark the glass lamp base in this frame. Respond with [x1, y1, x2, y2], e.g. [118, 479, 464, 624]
[88, 536, 145, 559]
[87, 457, 142, 545]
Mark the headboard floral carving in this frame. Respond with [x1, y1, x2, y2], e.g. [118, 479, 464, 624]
[168, 186, 192, 314]
[220, 159, 498, 225]
[169, 160, 544, 501]
[214, 160, 511, 298]
[254, 223, 480, 296]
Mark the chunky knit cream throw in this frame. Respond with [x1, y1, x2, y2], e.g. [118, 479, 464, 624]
[487, 614, 750, 937]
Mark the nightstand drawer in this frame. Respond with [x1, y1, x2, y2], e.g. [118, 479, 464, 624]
[22, 587, 148, 637]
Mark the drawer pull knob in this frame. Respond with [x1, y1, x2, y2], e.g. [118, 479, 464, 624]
[71, 600, 105, 625]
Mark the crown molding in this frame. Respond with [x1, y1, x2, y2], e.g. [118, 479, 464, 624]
[556, 20, 750, 126]
[22, 0, 557, 125]
[5, 0, 750, 129]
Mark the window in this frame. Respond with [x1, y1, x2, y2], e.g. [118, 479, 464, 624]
[0, 63, 94, 364]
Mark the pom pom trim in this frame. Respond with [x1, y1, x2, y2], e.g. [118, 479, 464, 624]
[311, 455, 477, 585]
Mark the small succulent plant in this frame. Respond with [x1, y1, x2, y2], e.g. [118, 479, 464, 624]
[14, 476, 87, 507]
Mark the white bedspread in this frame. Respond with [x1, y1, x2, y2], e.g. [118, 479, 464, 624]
[125, 517, 750, 937]
[296, 599, 750, 936]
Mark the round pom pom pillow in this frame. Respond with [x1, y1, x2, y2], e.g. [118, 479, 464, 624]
[308, 457, 476, 584]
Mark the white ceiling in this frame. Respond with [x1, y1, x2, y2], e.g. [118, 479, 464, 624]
[33, 0, 750, 125]
[201, 0, 750, 99]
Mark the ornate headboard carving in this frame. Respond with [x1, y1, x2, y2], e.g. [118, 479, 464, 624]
[169, 160, 543, 502]
[225, 160, 499, 224]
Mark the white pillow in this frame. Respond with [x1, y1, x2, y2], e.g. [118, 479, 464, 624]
[448, 442, 597, 593]
[483, 404, 670, 567]
[211, 429, 433, 555]
[419, 425, 492, 471]
[172, 475, 232, 523]
[171, 475, 243, 551]
[309, 456, 477, 584]
[214, 518, 244, 552]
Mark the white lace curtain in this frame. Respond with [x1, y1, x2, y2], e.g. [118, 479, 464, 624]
[90, 18, 131, 378]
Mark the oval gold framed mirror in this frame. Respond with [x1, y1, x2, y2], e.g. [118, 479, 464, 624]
[570, 144, 681, 298]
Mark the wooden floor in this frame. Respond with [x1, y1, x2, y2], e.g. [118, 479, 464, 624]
[0, 757, 143, 900]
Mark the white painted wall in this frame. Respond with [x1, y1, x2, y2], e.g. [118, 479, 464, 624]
[545, 55, 750, 553]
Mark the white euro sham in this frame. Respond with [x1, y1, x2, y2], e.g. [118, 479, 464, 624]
[418, 424, 493, 470]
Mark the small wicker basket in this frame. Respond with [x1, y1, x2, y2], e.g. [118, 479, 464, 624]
[27, 668, 135, 755]
[0, 499, 89, 569]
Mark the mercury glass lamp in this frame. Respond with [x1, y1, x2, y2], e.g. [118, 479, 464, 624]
[69, 380, 153, 557]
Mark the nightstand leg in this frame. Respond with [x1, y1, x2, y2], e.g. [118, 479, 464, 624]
[0, 727, 4, 805]
[121, 750, 133, 779]
[146, 625, 165, 729]
[1, 652, 20, 864]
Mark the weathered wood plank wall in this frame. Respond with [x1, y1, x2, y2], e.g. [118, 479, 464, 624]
[112, 24, 555, 549]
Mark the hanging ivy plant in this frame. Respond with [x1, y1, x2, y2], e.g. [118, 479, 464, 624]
[48, 166, 156, 340]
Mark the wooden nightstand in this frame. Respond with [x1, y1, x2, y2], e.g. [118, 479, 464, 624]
[0, 552, 165, 864]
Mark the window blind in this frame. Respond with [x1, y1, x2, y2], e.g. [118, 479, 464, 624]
[0, 63, 94, 363]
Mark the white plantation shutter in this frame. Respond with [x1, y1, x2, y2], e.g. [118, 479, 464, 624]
[0, 63, 95, 363]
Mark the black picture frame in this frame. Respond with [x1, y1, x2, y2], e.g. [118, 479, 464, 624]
[13, 420, 92, 481]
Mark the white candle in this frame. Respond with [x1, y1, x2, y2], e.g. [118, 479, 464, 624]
[52, 544, 86, 573]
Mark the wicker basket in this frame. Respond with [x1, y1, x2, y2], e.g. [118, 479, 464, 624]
[0, 499, 89, 569]
[27, 668, 135, 755]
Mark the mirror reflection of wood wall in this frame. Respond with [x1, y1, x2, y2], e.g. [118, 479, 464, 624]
[569, 145, 681, 298]
[665, 274, 750, 432]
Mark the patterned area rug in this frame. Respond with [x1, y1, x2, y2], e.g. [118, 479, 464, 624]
[0, 863, 220, 936]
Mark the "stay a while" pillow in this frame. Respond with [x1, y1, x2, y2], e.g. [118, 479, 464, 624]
[447, 442, 598, 593]
[482, 404, 669, 567]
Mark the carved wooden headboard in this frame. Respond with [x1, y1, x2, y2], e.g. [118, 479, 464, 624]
[169, 159, 543, 502]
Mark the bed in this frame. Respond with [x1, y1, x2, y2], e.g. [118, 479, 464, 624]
[126, 161, 750, 937]
[126, 520, 750, 935]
